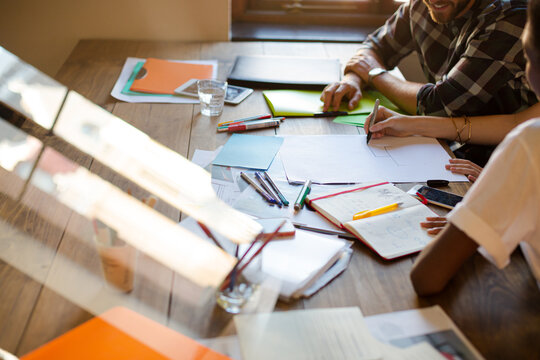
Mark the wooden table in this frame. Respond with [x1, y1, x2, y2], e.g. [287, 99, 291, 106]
[1, 40, 539, 359]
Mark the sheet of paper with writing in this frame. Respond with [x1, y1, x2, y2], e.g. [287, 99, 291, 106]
[307, 183, 438, 259]
[279, 135, 468, 184]
[234, 307, 381, 360]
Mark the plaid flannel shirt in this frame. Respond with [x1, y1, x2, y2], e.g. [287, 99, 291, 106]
[362, 0, 537, 116]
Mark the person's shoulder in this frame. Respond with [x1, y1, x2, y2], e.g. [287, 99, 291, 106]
[505, 118, 540, 156]
[478, 0, 528, 17]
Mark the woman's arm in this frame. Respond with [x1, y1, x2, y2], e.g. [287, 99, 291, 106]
[366, 102, 540, 145]
[410, 223, 479, 296]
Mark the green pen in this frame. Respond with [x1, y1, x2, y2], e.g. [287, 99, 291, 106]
[294, 180, 312, 211]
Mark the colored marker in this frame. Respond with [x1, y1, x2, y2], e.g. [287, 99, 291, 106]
[220, 119, 281, 132]
[217, 114, 272, 127]
[254, 172, 282, 207]
[240, 172, 276, 205]
[294, 180, 312, 211]
[263, 172, 289, 206]
[366, 98, 380, 144]
[353, 202, 402, 220]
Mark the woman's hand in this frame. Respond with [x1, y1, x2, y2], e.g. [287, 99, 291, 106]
[420, 216, 448, 235]
[364, 107, 417, 139]
[445, 159, 483, 182]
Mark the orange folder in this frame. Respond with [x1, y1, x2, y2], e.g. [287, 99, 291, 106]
[21, 307, 232, 360]
[130, 58, 214, 95]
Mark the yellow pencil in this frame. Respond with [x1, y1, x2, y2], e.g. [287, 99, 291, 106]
[353, 202, 402, 220]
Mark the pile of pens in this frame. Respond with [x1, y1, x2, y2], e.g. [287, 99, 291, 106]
[217, 114, 285, 132]
[240, 171, 289, 207]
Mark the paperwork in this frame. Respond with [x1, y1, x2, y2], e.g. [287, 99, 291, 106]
[279, 135, 468, 183]
[234, 307, 381, 360]
[365, 306, 485, 360]
[212, 134, 284, 170]
[234, 307, 447, 360]
[307, 183, 438, 259]
[111, 57, 218, 103]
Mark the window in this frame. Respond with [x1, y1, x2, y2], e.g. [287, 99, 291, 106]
[232, 0, 402, 27]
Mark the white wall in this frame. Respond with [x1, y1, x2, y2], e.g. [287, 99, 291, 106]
[0, 0, 230, 76]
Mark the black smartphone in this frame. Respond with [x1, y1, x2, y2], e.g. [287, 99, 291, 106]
[408, 185, 463, 209]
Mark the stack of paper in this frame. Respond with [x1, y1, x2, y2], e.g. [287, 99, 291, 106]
[111, 57, 218, 103]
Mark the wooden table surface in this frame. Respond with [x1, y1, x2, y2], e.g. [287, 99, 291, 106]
[1, 39, 539, 359]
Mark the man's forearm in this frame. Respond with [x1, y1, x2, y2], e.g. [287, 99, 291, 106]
[370, 72, 423, 115]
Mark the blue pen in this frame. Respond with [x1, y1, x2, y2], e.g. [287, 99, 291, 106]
[255, 172, 282, 207]
[240, 172, 277, 205]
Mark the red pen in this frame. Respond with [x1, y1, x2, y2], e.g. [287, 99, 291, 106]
[217, 114, 272, 127]
[219, 119, 281, 132]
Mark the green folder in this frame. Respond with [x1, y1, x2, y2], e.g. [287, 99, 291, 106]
[263, 90, 402, 126]
[263, 89, 401, 120]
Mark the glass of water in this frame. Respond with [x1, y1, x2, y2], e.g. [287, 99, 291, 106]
[197, 79, 227, 117]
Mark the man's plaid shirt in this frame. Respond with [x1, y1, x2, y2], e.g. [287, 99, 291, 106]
[362, 0, 537, 116]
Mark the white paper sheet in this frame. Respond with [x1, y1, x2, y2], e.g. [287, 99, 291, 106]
[111, 57, 218, 103]
[279, 135, 468, 184]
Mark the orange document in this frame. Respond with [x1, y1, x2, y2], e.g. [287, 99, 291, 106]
[130, 58, 214, 94]
[21, 307, 232, 360]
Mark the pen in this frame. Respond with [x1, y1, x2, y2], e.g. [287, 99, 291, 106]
[366, 98, 380, 144]
[254, 171, 282, 207]
[294, 180, 312, 211]
[313, 111, 348, 117]
[263, 171, 289, 206]
[217, 119, 281, 132]
[292, 222, 354, 239]
[352, 201, 402, 220]
[240, 172, 277, 205]
[217, 114, 272, 127]
[218, 116, 285, 128]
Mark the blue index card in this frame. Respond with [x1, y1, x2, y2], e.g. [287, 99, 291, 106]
[212, 134, 284, 170]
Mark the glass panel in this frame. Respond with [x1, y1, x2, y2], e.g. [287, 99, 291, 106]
[0, 46, 67, 130]
[54, 91, 262, 244]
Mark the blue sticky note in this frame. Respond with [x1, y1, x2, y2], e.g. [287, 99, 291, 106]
[213, 134, 284, 170]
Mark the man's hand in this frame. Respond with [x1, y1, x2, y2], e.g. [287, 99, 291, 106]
[364, 106, 416, 138]
[321, 73, 363, 112]
[344, 53, 384, 84]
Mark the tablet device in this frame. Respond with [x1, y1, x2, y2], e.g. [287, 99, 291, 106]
[174, 79, 253, 104]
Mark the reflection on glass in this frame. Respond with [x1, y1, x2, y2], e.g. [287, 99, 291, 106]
[54, 91, 261, 244]
[0, 118, 42, 199]
[28, 145, 236, 288]
[0, 46, 67, 130]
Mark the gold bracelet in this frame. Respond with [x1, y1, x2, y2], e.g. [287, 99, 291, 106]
[450, 117, 465, 144]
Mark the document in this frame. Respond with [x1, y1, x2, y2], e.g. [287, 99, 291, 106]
[212, 134, 284, 170]
[365, 306, 485, 360]
[234, 307, 382, 360]
[279, 134, 468, 183]
[307, 182, 439, 259]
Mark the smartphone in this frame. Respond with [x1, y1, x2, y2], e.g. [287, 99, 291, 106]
[174, 78, 253, 104]
[407, 185, 463, 209]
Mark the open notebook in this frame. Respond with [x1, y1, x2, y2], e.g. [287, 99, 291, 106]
[306, 182, 438, 260]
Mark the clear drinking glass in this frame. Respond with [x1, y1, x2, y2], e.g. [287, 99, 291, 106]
[215, 256, 264, 314]
[197, 79, 227, 117]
